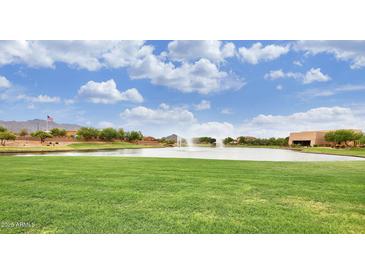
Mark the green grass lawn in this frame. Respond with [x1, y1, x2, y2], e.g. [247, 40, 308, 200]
[0, 156, 364, 233]
[0, 142, 158, 153]
[302, 147, 365, 158]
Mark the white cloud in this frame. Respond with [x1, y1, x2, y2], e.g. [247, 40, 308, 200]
[276, 85, 283, 90]
[295, 41, 365, 69]
[264, 69, 287, 80]
[119, 104, 237, 138]
[64, 99, 76, 105]
[78, 79, 143, 104]
[129, 54, 244, 94]
[238, 42, 289, 64]
[0, 41, 244, 94]
[299, 84, 365, 98]
[166, 40, 235, 63]
[264, 68, 330, 84]
[120, 104, 196, 126]
[302, 68, 331, 84]
[293, 60, 303, 66]
[221, 108, 233, 115]
[16, 94, 61, 103]
[0, 75, 11, 88]
[190, 122, 235, 139]
[194, 100, 211, 110]
[0, 40, 146, 71]
[98, 121, 115, 128]
[239, 106, 365, 137]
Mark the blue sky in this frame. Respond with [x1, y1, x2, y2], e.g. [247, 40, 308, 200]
[0, 40, 364, 138]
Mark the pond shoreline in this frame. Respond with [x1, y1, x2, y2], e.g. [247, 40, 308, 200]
[1, 145, 365, 159]
[0, 145, 163, 155]
[6, 146, 364, 161]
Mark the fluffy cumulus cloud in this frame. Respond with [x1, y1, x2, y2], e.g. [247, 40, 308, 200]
[166, 40, 235, 63]
[194, 100, 211, 110]
[238, 106, 365, 137]
[264, 68, 330, 84]
[302, 68, 331, 84]
[0, 75, 11, 88]
[0, 41, 244, 94]
[295, 40, 365, 69]
[0, 40, 146, 71]
[129, 52, 244, 94]
[120, 104, 196, 126]
[238, 42, 289, 64]
[190, 122, 235, 139]
[119, 103, 236, 138]
[78, 79, 143, 104]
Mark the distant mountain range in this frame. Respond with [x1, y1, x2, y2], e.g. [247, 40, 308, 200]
[0, 119, 81, 133]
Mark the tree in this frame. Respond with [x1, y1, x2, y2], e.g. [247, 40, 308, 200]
[223, 137, 234, 145]
[50, 128, 66, 137]
[76, 127, 99, 141]
[31, 130, 52, 143]
[325, 129, 363, 147]
[117, 128, 125, 140]
[19, 128, 28, 137]
[0, 131, 16, 146]
[125, 130, 143, 142]
[0, 126, 7, 133]
[359, 135, 365, 145]
[99, 128, 118, 141]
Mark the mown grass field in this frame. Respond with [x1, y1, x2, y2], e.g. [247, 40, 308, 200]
[302, 147, 365, 158]
[0, 142, 156, 153]
[0, 156, 364, 233]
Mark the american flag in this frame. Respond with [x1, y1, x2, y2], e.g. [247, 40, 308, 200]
[47, 115, 54, 122]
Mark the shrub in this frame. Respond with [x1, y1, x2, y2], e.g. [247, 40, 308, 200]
[0, 126, 7, 133]
[359, 135, 365, 145]
[223, 137, 234, 145]
[19, 128, 28, 136]
[0, 131, 16, 146]
[77, 127, 99, 141]
[325, 129, 363, 147]
[193, 137, 216, 144]
[50, 128, 66, 137]
[31, 130, 52, 143]
[117, 128, 125, 140]
[99, 128, 119, 141]
[125, 131, 143, 142]
[236, 136, 288, 146]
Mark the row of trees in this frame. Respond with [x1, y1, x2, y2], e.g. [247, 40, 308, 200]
[192, 137, 216, 145]
[0, 125, 144, 144]
[29, 128, 68, 143]
[325, 129, 365, 147]
[0, 126, 16, 146]
[224, 136, 289, 146]
[76, 127, 143, 142]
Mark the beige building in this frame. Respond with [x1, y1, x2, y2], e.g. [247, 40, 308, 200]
[289, 130, 332, 147]
[289, 129, 362, 147]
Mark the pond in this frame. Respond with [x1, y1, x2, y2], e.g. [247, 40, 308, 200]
[15, 147, 365, 161]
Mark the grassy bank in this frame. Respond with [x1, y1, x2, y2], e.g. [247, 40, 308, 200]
[0, 156, 364, 233]
[302, 147, 365, 158]
[0, 142, 159, 153]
